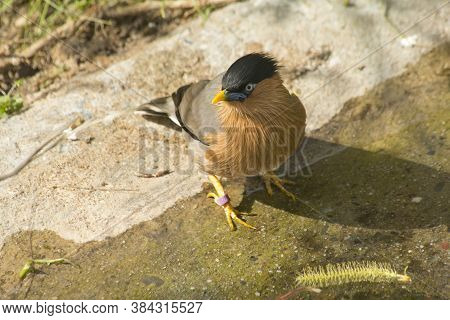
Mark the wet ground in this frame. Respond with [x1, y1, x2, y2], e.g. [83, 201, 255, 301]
[1, 43, 448, 299]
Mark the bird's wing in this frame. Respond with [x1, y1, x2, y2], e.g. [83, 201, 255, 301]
[177, 73, 223, 145]
[135, 73, 223, 145]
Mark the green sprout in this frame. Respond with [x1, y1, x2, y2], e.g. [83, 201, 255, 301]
[19, 258, 75, 280]
[0, 95, 24, 118]
[0, 79, 25, 118]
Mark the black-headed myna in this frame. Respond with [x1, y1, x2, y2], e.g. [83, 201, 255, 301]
[136, 53, 307, 230]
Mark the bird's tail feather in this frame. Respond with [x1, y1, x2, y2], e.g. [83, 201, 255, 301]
[134, 96, 181, 127]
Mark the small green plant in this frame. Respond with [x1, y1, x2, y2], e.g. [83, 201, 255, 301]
[0, 95, 24, 118]
[159, 0, 167, 18]
[19, 258, 75, 280]
[4, 0, 102, 44]
[194, 2, 213, 22]
[0, 80, 24, 118]
[297, 261, 411, 288]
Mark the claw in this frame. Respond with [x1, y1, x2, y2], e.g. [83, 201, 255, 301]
[207, 175, 256, 231]
[263, 173, 297, 201]
[279, 178, 296, 185]
[207, 192, 217, 199]
[225, 205, 236, 231]
[226, 204, 256, 230]
[264, 177, 273, 196]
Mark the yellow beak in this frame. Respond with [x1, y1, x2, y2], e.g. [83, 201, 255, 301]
[211, 90, 226, 105]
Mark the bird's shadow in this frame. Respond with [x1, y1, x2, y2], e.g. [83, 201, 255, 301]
[238, 137, 448, 230]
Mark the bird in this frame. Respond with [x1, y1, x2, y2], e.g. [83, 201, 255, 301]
[135, 53, 307, 230]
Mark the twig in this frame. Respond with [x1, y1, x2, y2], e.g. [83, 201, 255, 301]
[51, 186, 140, 192]
[19, 19, 79, 59]
[383, 0, 402, 34]
[15, 3, 112, 59]
[135, 169, 172, 178]
[104, 0, 239, 19]
[0, 117, 84, 182]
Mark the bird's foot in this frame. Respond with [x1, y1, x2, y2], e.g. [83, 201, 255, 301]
[262, 172, 297, 201]
[207, 192, 256, 231]
[207, 174, 256, 231]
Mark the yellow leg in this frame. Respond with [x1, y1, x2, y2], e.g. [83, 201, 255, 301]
[207, 175, 256, 231]
[262, 172, 297, 201]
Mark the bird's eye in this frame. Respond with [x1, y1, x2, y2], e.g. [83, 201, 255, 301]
[244, 83, 256, 93]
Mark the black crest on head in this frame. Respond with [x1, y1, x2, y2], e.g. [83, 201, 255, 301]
[221, 53, 279, 92]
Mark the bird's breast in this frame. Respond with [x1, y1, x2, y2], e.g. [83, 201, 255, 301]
[203, 96, 306, 177]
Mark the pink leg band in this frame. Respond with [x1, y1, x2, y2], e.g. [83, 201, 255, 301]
[215, 194, 230, 206]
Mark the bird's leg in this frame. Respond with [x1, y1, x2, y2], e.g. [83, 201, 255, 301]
[262, 172, 296, 201]
[207, 175, 256, 231]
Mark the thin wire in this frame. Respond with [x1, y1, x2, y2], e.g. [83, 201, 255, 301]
[0, 0, 151, 103]
[303, 0, 449, 100]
